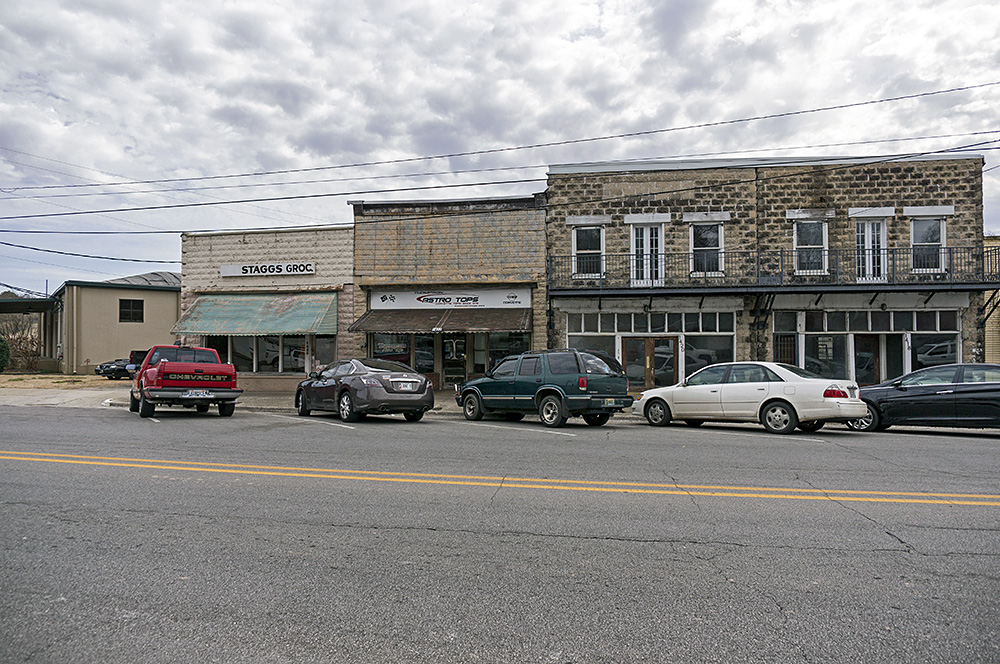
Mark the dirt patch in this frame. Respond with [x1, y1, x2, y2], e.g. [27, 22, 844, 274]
[0, 373, 128, 389]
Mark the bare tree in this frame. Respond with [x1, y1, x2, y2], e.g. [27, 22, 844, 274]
[0, 313, 39, 371]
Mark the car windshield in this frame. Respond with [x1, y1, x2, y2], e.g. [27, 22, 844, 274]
[361, 359, 415, 373]
[775, 363, 822, 379]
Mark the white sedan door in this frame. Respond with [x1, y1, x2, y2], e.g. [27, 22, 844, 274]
[720, 364, 774, 419]
[671, 364, 728, 418]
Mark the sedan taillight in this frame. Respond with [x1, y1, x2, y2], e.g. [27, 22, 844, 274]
[823, 385, 850, 399]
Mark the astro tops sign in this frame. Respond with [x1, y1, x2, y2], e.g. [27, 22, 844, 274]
[371, 288, 530, 310]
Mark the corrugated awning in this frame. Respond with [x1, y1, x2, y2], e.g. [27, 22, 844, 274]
[172, 293, 338, 336]
[349, 308, 532, 333]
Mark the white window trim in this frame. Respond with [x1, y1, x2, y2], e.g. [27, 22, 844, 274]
[629, 221, 666, 287]
[910, 216, 948, 274]
[793, 220, 829, 275]
[571, 224, 605, 278]
[688, 222, 724, 276]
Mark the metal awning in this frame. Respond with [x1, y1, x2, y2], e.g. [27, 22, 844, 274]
[348, 308, 532, 333]
[172, 293, 338, 336]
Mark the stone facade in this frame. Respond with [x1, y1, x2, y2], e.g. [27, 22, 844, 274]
[545, 155, 986, 385]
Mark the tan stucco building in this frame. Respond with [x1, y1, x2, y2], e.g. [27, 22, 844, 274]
[51, 272, 181, 375]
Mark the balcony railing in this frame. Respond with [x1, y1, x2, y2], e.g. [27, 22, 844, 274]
[548, 246, 1000, 291]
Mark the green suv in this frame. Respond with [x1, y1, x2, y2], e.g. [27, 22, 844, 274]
[455, 349, 633, 427]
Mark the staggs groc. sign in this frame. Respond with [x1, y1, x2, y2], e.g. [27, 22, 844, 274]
[220, 262, 316, 277]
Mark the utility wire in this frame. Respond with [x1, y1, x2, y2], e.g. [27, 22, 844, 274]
[0, 240, 180, 263]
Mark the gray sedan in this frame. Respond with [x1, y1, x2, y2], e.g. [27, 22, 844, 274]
[295, 358, 434, 422]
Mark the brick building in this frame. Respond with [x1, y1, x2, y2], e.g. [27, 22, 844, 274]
[172, 226, 354, 391]
[545, 154, 992, 388]
[349, 195, 547, 389]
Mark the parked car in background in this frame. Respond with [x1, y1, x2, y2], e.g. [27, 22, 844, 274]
[846, 363, 1000, 431]
[632, 361, 867, 434]
[295, 358, 434, 422]
[456, 349, 632, 428]
[95, 358, 131, 380]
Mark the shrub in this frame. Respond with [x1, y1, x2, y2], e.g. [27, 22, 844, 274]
[0, 337, 9, 373]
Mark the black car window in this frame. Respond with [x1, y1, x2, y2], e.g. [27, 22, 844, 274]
[492, 359, 517, 378]
[334, 362, 355, 377]
[686, 364, 728, 386]
[360, 358, 414, 372]
[580, 352, 621, 375]
[726, 364, 768, 384]
[899, 366, 959, 386]
[962, 365, 1000, 383]
[319, 363, 339, 379]
[518, 356, 541, 375]
[547, 352, 580, 375]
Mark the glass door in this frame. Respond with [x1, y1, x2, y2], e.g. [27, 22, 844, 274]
[623, 337, 678, 390]
[442, 333, 467, 387]
[854, 334, 880, 386]
[856, 219, 887, 282]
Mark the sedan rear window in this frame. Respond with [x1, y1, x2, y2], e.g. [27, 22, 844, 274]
[361, 359, 415, 373]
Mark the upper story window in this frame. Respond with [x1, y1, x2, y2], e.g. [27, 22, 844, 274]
[626, 214, 668, 287]
[788, 209, 833, 275]
[685, 212, 728, 276]
[850, 207, 892, 282]
[566, 216, 607, 277]
[905, 206, 952, 273]
[119, 299, 144, 323]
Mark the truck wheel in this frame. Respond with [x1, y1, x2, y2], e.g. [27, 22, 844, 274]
[296, 391, 311, 416]
[138, 389, 155, 418]
[129, 390, 139, 413]
[218, 402, 235, 417]
[339, 391, 360, 422]
[583, 413, 611, 426]
[462, 393, 484, 421]
[538, 395, 567, 428]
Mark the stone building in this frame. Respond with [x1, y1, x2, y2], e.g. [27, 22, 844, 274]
[172, 226, 354, 391]
[545, 154, 992, 388]
[348, 195, 547, 389]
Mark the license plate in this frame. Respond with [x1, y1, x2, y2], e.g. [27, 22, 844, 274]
[602, 399, 622, 407]
[184, 390, 210, 398]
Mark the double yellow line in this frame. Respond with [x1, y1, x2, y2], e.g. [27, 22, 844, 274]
[2, 450, 999, 506]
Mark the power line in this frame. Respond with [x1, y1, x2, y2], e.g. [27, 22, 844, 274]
[0, 241, 180, 263]
[4, 80, 998, 192]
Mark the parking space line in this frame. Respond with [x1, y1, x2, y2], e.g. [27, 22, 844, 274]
[451, 421, 577, 437]
[267, 413, 356, 430]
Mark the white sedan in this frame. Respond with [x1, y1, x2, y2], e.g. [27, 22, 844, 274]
[631, 361, 868, 434]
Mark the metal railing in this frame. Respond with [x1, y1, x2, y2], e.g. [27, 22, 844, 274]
[548, 246, 1000, 290]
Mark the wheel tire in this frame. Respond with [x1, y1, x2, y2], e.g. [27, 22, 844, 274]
[538, 395, 567, 428]
[846, 402, 880, 432]
[583, 412, 611, 426]
[218, 402, 235, 417]
[339, 391, 360, 422]
[684, 420, 704, 427]
[502, 413, 525, 421]
[644, 398, 671, 426]
[462, 393, 484, 421]
[129, 390, 140, 413]
[296, 391, 311, 416]
[404, 411, 424, 422]
[797, 420, 824, 432]
[196, 404, 209, 413]
[138, 389, 155, 418]
[761, 400, 798, 434]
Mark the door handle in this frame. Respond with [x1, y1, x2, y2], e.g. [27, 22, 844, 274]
[935, 390, 954, 394]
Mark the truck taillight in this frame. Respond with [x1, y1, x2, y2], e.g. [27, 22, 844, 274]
[823, 385, 849, 399]
[578, 376, 587, 390]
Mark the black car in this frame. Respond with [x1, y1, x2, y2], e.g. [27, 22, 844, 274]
[295, 358, 434, 422]
[846, 363, 1000, 431]
[95, 358, 131, 380]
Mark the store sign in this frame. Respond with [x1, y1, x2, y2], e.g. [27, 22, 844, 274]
[220, 262, 316, 277]
[371, 287, 530, 309]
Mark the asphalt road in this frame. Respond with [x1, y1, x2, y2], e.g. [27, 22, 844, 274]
[1, 405, 998, 663]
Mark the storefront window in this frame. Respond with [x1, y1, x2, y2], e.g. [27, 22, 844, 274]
[205, 336, 228, 363]
[315, 336, 337, 369]
[912, 334, 957, 370]
[232, 337, 253, 372]
[684, 336, 734, 377]
[487, 332, 530, 368]
[372, 333, 410, 365]
[282, 335, 305, 373]
[804, 335, 848, 379]
[472, 334, 487, 374]
[568, 335, 615, 357]
[414, 334, 434, 374]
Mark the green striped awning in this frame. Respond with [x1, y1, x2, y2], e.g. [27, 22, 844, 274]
[171, 293, 338, 336]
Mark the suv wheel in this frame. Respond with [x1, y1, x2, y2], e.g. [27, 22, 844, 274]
[538, 395, 567, 428]
[583, 413, 610, 426]
[463, 393, 484, 421]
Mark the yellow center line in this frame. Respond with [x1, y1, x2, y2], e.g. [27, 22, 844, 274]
[2, 450, 999, 506]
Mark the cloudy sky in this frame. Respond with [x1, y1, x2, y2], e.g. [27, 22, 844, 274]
[1, 0, 998, 296]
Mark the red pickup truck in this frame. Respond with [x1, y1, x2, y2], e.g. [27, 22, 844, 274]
[130, 345, 243, 418]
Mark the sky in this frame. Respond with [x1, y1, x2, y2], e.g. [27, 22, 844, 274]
[1, 0, 999, 297]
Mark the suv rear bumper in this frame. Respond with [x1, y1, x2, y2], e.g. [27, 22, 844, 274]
[565, 395, 634, 413]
